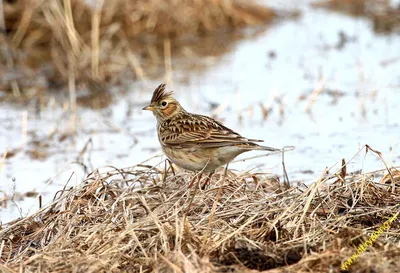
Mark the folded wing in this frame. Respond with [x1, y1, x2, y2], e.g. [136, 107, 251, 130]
[159, 113, 263, 149]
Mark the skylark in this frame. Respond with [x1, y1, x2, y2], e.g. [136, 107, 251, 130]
[143, 84, 281, 177]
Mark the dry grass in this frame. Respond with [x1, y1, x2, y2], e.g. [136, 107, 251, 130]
[313, 0, 400, 33]
[0, 146, 399, 272]
[1, 0, 278, 98]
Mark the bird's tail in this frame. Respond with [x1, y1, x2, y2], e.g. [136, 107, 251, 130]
[257, 145, 296, 153]
[250, 143, 296, 153]
[245, 139, 294, 153]
[257, 145, 281, 152]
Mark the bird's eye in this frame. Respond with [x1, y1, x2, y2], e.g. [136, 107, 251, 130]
[161, 101, 168, 107]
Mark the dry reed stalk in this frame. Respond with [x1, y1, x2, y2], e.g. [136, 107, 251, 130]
[0, 147, 8, 175]
[164, 38, 172, 83]
[90, 0, 103, 78]
[305, 76, 325, 113]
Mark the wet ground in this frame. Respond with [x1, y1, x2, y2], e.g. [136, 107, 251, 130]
[1, 0, 399, 223]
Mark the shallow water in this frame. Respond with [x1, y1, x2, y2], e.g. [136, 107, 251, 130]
[1, 0, 399, 223]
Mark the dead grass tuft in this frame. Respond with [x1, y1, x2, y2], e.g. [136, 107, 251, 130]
[1, 148, 400, 272]
[313, 0, 400, 33]
[1, 0, 278, 98]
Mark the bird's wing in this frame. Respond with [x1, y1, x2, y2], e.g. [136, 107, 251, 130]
[159, 113, 262, 149]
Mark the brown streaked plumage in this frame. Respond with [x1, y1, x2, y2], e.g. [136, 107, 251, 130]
[143, 84, 280, 174]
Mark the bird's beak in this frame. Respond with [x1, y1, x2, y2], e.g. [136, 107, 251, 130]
[142, 105, 155, 111]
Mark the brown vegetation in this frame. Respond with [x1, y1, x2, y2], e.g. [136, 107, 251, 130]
[1, 146, 399, 272]
[313, 0, 400, 33]
[1, 0, 277, 99]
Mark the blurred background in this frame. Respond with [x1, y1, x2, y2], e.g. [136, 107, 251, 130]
[0, 0, 399, 222]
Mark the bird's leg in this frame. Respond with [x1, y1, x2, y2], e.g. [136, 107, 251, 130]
[200, 172, 214, 189]
[188, 173, 202, 188]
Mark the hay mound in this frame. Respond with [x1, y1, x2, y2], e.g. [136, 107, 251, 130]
[1, 160, 399, 272]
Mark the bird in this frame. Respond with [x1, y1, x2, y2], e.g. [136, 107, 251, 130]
[142, 83, 281, 186]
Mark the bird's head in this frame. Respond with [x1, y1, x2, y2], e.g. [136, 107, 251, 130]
[142, 84, 184, 122]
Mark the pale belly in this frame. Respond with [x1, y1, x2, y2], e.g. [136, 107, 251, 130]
[161, 145, 246, 173]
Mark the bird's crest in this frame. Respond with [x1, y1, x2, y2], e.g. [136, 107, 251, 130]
[151, 84, 174, 103]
